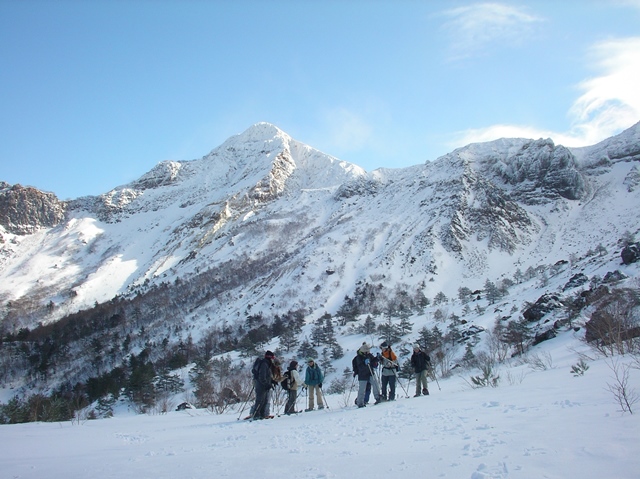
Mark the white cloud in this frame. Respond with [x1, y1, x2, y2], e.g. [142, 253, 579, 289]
[453, 36, 640, 149]
[568, 37, 640, 145]
[441, 2, 543, 59]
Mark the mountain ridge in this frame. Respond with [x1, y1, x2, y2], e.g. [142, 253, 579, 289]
[1, 120, 640, 409]
[1, 121, 639, 322]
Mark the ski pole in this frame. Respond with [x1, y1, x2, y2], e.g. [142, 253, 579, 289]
[366, 362, 383, 400]
[393, 369, 410, 398]
[429, 364, 441, 391]
[320, 386, 330, 409]
[237, 383, 255, 420]
[345, 375, 357, 406]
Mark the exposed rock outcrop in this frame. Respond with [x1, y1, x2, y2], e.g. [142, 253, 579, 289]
[0, 183, 66, 234]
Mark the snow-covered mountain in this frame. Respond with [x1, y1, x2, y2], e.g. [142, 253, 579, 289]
[2, 122, 638, 323]
[0, 121, 639, 397]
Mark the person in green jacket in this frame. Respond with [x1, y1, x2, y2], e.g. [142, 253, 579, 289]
[304, 357, 324, 411]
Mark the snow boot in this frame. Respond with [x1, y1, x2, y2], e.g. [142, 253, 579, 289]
[423, 388, 429, 396]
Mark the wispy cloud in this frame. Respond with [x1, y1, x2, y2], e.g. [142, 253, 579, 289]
[321, 108, 374, 152]
[453, 36, 640, 149]
[441, 2, 543, 60]
[568, 37, 640, 145]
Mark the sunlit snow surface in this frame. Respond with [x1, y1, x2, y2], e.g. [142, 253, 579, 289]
[1, 335, 639, 479]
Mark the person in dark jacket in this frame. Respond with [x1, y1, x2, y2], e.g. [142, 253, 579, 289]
[351, 347, 374, 405]
[410, 343, 431, 396]
[251, 350, 277, 419]
[353, 343, 384, 407]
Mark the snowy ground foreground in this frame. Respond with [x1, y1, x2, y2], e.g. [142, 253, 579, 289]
[2, 335, 639, 479]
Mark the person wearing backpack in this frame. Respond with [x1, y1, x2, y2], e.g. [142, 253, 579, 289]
[379, 341, 398, 401]
[410, 344, 431, 397]
[353, 343, 384, 408]
[283, 360, 301, 415]
[304, 358, 324, 411]
[250, 350, 278, 419]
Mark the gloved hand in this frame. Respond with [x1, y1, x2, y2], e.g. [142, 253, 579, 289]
[353, 372, 357, 378]
[365, 358, 370, 365]
[318, 383, 322, 388]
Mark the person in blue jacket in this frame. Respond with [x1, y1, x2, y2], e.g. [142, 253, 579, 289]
[304, 358, 324, 411]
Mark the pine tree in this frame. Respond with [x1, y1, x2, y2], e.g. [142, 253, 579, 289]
[458, 286, 473, 304]
[433, 291, 448, 305]
[297, 338, 318, 361]
[360, 315, 377, 335]
[484, 279, 501, 304]
[462, 342, 476, 367]
[377, 313, 402, 344]
[398, 310, 414, 336]
[278, 327, 299, 353]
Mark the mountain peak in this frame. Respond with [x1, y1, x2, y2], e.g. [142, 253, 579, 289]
[231, 122, 291, 144]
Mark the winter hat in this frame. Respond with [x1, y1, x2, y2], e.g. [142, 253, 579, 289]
[265, 350, 275, 359]
[380, 341, 389, 349]
[413, 343, 420, 350]
[306, 357, 315, 364]
[359, 343, 371, 353]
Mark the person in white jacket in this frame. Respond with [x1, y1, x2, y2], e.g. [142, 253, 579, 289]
[284, 360, 302, 415]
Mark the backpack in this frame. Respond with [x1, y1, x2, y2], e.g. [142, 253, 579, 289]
[281, 370, 293, 390]
[251, 357, 262, 380]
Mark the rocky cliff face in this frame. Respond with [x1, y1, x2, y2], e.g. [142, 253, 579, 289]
[0, 183, 66, 235]
[443, 138, 588, 205]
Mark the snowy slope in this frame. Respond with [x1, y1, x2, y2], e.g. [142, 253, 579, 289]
[1, 335, 639, 479]
[1, 122, 639, 326]
[0, 121, 639, 396]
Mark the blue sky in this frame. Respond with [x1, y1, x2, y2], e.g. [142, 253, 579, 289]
[1, 1, 639, 200]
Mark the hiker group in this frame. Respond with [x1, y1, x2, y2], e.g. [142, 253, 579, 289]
[245, 342, 432, 420]
[248, 352, 326, 420]
[352, 341, 431, 408]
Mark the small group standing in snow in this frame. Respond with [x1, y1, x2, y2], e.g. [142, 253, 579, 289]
[246, 341, 432, 419]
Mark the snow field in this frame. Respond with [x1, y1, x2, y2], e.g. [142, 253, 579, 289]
[2, 341, 639, 479]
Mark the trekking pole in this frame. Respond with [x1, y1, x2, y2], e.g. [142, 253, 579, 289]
[237, 383, 255, 420]
[366, 362, 383, 400]
[320, 385, 330, 409]
[429, 364, 441, 391]
[393, 369, 410, 398]
[345, 375, 357, 406]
